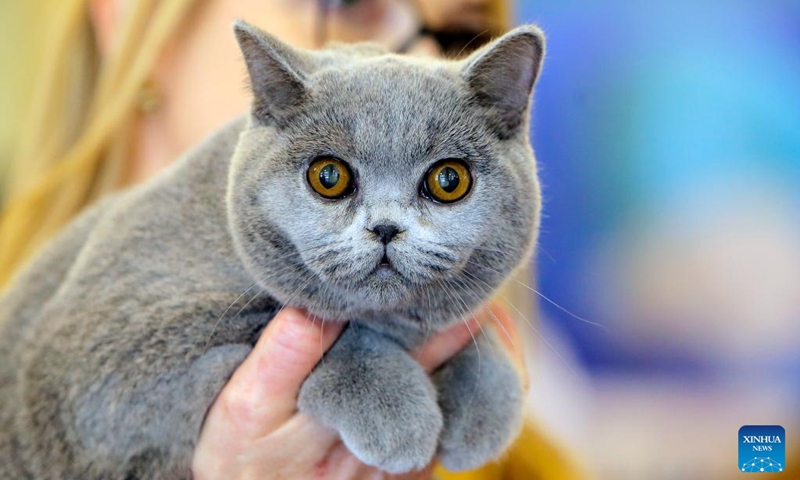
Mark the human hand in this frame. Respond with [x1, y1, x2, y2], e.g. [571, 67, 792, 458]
[192, 302, 524, 480]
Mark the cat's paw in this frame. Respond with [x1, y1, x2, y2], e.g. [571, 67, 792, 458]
[434, 339, 524, 471]
[335, 383, 443, 474]
[298, 345, 443, 474]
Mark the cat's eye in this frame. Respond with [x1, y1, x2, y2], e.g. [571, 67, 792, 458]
[421, 160, 472, 203]
[307, 157, 354, 199]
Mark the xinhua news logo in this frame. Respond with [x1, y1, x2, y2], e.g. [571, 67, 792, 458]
[739, 425, 786, 473]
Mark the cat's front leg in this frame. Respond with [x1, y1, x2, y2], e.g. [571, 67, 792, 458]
[298, 324, 443, 474]
[433, 331, 524, 471]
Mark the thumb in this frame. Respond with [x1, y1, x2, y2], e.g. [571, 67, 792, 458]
[216, 308, 344, 435]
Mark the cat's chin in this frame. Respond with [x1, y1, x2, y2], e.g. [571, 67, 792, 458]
[353, 268, 411, 306]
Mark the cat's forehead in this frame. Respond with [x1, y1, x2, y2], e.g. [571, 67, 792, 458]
[296, 57, 485, 165]
[311, 56, 466, 113]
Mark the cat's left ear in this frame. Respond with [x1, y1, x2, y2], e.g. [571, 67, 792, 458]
[461, 25, 545, 138]
[233, 20, 309, 124]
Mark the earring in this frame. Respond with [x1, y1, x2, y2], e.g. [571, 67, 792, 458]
[136, 79, 162, 114]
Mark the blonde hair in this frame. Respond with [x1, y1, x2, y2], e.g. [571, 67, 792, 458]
[0, 0, 199, 288]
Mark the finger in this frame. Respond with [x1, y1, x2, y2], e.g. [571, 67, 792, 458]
[237, 413, 340, 476]
[219, 308, 345, 432]
[413, 315, 483, 373]
[314, 442, 364, 480]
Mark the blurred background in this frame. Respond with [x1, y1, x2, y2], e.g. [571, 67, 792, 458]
[1, 1, 798, 479]
[517, 0, 800, 479]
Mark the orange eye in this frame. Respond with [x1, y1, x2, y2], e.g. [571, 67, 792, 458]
[422, 160, 472, 203]
[307, 157, 354, 199]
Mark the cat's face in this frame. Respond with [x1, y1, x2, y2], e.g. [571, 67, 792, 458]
[228, 22, 544, 330]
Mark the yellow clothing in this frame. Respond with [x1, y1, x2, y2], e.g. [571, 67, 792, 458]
[435, 420, 588, 480]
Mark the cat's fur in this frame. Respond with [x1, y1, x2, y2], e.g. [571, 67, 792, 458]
[0, 21, 545, 479]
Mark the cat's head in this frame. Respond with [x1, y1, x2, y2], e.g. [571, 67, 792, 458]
[227, 20, 545, 330]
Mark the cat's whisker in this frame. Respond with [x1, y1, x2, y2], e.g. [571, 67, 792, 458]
[458, 274, 515, 349]
[454, 28, 491, 59]
[450, 275, 497, 357]
[537, 245, 557, 265]
[192, 246, 321, 356]
[424, 283, 439, 335]
[295, 240, 345, 255]
[469, 247, 539, 270]
[228, 287, 266, 325]
[475, 263, 609, 334]
[420, 284, 435, 346]
[438, 278, 483, 422]
[462, 269, 577, 376]
[271, 275, 316, 320]
[481, 302, 515, 348]
[202, 282, 259, 354]
[266, 242, 346, 276]
[441, 278, 484, 377]
[252, 254, 307, 279]
[469, 244, 551, 268]
[436, 278, 480, 366]
[470, 247, 529, 264]
[469, 245, 516, 256]
[259, 244, 346, 283]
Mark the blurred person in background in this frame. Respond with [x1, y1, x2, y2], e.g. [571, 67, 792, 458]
[0, 0, 586, 479]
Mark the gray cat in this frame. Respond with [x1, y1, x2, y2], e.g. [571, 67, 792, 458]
[0, 20, 545, 479]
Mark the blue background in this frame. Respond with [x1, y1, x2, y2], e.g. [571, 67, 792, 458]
[513, 1, 799, 477]
[517, 0, 800, 378]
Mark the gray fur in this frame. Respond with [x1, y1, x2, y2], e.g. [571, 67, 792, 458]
[0, 21, 545, 478]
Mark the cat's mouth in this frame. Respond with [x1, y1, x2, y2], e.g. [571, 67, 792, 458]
[369, 252, 404, 280]
[374, 259, 396, 277]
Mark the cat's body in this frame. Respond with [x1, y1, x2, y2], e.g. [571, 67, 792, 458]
[0, 22, 545, 479]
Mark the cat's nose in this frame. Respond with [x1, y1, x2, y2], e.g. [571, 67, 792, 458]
[370, 224, 402, 245]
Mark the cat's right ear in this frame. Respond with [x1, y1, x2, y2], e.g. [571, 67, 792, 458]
[233, 20, 309, 124]
[460, 25, 546, 139]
